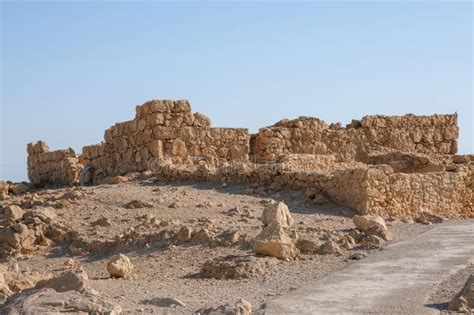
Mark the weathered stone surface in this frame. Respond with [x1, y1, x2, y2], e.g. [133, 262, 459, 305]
[353, 215, 392, 241]
[27, 141, 81, 186]
[200, 255, 272, 279]
[1, 287, 122, 314]
[448, 274, 474, 312]
[253, 223, 299, 261]
[35, 269, 89, 292]
[107, 254, 134, 278]
[25, 100, 471, 220]
[197, 299, 252, 315]
[143, 297, 186, 308]
[261, 201, 294, 227]
[4, 205, 25, 221]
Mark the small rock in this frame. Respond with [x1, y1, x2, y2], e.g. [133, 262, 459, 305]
[143, 297, 186, 308]
[63, 259, 76, 269]
[124, 199, 154, 209]
[253, 223, 299, 261]
[261, 201, 294, 228]
[177, 226, 193, 242]
[297, 239, 321, 253]
[4, 205, 25, 221]
[353, 215, 392, 241]
[349, 251, 368, 260]
[312, 194, 330, 205]
[92, 217, 112, 227]
[415, 211, 445, 225]
[11, 183, 30, 195]
[107, 254, 134, 278]
[197, 299, 252, 315]
[321, 241, 342, 255]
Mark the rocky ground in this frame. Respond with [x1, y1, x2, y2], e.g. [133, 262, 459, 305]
[0, 176, 469, 314]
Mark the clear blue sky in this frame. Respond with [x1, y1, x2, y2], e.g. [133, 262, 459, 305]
[1, 1, 472, 182]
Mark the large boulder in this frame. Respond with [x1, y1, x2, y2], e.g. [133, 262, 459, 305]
[253, 223, 299, 261]
[261, 201, 294, 228]
[353, 215, 392, 241]
[449, 274, 474, 312]
[107, 254, 134, 278]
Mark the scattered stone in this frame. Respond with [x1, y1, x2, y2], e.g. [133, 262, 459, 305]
[61, 190, 83, 200]
[36, 269, 89, 292]
[349, 251, 368, 260]
[321, 240, 343, 255]
[92, 217, 112, 227]
[177, 226, 193, 242]
[4, 205, 25, 221]
[312, 194, 330, 205]
[361, 235, 385, 249]
[192, 229, 215, 243]
[197, 299, 252, 315]
[261, 201, 294, 228]
[169, 202, 184, 209]
[253, 223, 299, 261]
[1, 287, 123, 314]
[63, 259, 76, 269]
[124, 199, 154, 209]
[448, 274, 474, 312]
[353, 215, 392, 241]
[143, 297, 186, 308]
[200, 255, 271, 279]
[415, 211, 445, 225]
[297, 239, 321, 253]
[107, 254, 134, 278]
[0, 265, 13, 300]
[11, 183, 30, 195]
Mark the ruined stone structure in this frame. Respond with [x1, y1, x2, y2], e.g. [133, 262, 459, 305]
[27, 141, 81, 186]
[81, 100, 249, 178]
[26, 99, 473, 219]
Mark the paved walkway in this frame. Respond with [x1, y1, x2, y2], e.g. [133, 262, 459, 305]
[263, 220, 474, 314]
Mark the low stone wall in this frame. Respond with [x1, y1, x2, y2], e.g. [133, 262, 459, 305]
[253, 114, 459, 162]
[27, 141, 81, 186]
[324, 163, 473, 219]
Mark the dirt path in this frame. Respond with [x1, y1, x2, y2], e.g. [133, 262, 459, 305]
[262, 220, 474, 315]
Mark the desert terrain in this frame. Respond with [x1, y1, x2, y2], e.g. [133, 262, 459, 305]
[1, 176, 472, 314]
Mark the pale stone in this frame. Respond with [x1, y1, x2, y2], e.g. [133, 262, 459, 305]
[261, 202, 294, 228]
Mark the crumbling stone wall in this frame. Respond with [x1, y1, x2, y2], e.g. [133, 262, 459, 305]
[253, 114, 458, 162]
[27, 141, 81, 186]
[25, 99, 472, 219]
[324, 163, 473, 219]
[82, 100, 249, 179]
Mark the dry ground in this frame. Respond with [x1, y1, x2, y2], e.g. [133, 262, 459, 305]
[1, 178, 439, 313]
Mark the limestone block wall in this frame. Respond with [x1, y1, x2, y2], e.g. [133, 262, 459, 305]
[27, 141, 81, 186]
[253, 114, 458, 162]
[323, 163, 473, 219]
[82, 100, 250, 179]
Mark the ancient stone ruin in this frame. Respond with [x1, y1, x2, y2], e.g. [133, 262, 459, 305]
[27, 99, 473, 219]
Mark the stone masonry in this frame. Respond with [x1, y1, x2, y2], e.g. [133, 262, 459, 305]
[27, 141, 81, 186]
[26, 99, 473, 219]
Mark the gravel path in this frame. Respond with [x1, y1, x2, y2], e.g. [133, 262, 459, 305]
[262, 220, 474, 315]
